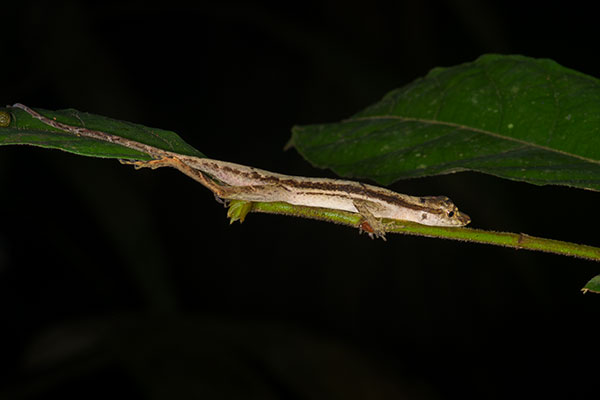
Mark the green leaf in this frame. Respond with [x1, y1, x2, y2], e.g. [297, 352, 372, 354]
[582, 275, 600, 294]
[0, 106, 204, 160]
[227, 200, 253, 224]
[289, 54, 600, 191]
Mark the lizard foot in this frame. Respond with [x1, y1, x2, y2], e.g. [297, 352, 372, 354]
[353, 200, 387, 241]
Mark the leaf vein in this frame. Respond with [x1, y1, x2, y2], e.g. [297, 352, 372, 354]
[346, 115, 600, 167]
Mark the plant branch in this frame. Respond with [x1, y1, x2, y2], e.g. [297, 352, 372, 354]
[232, 200, 600, 262]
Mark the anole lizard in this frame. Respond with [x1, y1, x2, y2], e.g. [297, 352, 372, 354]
[12, 103, 471, 238]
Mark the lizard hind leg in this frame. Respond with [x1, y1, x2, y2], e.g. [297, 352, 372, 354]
[119, 156, 237, 199]
[119, 157, 174, 171]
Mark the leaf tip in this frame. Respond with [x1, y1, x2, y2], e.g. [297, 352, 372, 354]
[581, 275, 600, 294]
[227, 200, 253, 224]
[0, 110, 11, 127]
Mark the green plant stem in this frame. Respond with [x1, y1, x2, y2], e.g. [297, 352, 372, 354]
[240, 200, 600, 262]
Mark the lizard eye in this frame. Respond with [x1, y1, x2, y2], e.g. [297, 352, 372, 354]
[447, 211, 455, 218]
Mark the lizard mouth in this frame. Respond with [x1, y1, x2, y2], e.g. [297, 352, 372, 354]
[456, 211, 471, 226]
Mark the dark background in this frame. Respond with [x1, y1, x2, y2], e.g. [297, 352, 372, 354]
[1, 1, 599, 399]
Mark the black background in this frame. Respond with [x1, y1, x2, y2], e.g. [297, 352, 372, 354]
[1, 1, 599, 399]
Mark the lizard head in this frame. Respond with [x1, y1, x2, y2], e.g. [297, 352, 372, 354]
[418, 196, 471, 227]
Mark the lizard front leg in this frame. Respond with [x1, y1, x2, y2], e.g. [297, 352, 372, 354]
[352, 199, 387, 240]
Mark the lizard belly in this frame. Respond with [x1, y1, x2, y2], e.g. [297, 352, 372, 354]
[284, 192, 360, 213]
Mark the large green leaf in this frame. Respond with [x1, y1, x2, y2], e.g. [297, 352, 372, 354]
[289, 54, 600, 191]
[0, 106, 204, 160]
